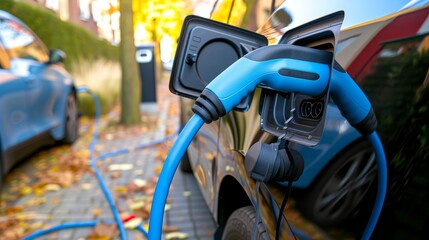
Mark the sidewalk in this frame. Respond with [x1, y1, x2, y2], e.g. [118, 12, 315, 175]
[0, 83, 216, 239]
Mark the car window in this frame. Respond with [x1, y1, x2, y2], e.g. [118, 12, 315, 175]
[336, 35, 359, 54]
[0, 19, 49, 62]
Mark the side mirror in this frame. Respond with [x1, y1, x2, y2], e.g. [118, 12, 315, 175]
[169, 15, 268, 111]
[48, 49, 66, 64]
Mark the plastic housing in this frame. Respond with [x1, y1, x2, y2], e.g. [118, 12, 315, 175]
[169, 15, 268, 111]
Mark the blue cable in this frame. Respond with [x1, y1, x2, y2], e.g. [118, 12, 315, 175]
[136, 225, 149, 239]
[78, 88, 127, 240]
[23, 221, 99, 240]
[362, 132, 387, 240]
[148, 114, 204, 240]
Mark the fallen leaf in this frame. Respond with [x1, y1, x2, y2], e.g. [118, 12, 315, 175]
[205, 152, 214, 160]
[128, 199, 146, 210]
[144, 204, 151, 214]
[26, 197, 46, 207]
[110, 172, 121, 179]
[92, 209, 102, 216]
[20, 186, 32, 196]
[164, 204, 171, 211]
[183, 191, 192, 197]
[114, 186, 128, 194]
[34, 187, 45, 195]
[163, 225, 180, 233]
[153, 166, 163, 174]
[4, 206, 24, 214]
[81, 183, 92, 190]
[126, 182, 143, 194]
[133, 179, 147, 187]
[133, 169, 144, 175]
[44, 184, 61, 192]
[133, 209, 150, 219]
[124, 217, 142, 229]
[27, 221, 44, 230]
[88, 223, 118, 239]
[165, 232, 189, 240]
[109, 164, 133, 171]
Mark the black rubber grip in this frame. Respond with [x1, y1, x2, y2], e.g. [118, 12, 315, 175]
[351, 107, 377, 135]
[192, 89, 226, 123]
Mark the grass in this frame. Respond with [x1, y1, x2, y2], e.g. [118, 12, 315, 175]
[71, 59, 121, 116]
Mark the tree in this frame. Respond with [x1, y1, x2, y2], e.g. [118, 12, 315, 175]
[120, 0, 141, 125]
[133, 0, 192, 44]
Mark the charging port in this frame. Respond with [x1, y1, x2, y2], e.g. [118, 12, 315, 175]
[299, 100, 324, 120]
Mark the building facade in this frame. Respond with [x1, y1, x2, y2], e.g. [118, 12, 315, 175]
[25, 0, 119, 43]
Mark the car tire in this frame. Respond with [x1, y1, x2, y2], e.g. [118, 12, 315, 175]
[222, 206, 269, 240]
[298, 140, 377, 227]
[61, 93, 79, 144]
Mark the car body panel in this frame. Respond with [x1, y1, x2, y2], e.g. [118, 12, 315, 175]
[0, 68, 32, 149]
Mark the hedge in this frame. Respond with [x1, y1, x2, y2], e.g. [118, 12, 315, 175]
[0, 0, 119, 71]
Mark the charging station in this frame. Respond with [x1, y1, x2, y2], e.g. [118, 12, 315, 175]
[136, 44, 157, 113]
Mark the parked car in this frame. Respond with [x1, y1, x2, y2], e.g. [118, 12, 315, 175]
[172, 0, 429, 239]
[0, 10, 79, 180]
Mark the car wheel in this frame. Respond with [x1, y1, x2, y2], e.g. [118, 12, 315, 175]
[299, 141, 377, 226]
[61, 93, 79, 144]
[222, 206, 269, 240]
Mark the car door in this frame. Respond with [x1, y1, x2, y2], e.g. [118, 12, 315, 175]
[0, 17, 60, 137]
[0, 19, 34, 166]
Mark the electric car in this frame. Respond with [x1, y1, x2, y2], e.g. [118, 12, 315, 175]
[173, 1, 429, 239]
[0, 10, 79, 180]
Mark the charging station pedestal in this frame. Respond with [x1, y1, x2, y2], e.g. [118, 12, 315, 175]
[136, 44, 157, 113]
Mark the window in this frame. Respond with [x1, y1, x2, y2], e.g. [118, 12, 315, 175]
[0, 19, 49, 62]
[91, 0, 101, 22]
[79, 0, 91, 20]
[336, 35, 359, 54]
[45, 0, 59, 12]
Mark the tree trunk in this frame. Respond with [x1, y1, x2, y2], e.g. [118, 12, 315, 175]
[120, 0, 141, 125]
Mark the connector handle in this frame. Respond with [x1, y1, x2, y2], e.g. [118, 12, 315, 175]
[330, 63, 377, 135]
[194, 45, 332, 123]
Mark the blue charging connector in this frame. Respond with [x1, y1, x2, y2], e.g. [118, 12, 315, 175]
[149, 44, 386, 240]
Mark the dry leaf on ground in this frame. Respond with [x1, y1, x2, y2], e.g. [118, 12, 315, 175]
[88, 223, 118, 239]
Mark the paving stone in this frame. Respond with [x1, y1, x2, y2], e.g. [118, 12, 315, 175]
[57, 229, 75, 239]
[72, 227, 93, 238]
[165, 218, 194, 230]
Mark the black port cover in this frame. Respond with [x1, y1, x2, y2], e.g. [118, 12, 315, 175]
[169, 15, 268, 111]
